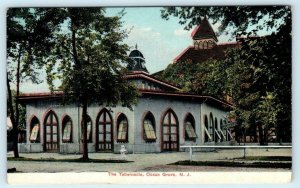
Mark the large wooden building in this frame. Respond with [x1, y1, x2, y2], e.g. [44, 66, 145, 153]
[18, 19, 235, 154]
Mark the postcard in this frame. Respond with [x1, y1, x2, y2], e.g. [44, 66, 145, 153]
[6, 6, 292, 184]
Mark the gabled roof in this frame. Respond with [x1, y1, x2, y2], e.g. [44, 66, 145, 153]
[173, 42, 239, 63]
[18, 89, 234, 111]
[140, 89, 234, 111]
[18, 91, 64, 102]
[191, 18, 218, 42]
[123, 71, 181, 91]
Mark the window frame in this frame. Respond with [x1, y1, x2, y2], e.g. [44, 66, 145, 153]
[142, 111, 157, 143]
[82, 115, 93, 143]
[117, 114, 128, 143]
[184, 114, 197, 141]
[29, 119, 40, 143]
[143, 118, 157, 142]
[62, 116, 72, 143]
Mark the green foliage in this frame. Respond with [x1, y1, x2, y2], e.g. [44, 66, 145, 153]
[160, 61, 197, 92]
[7, 8, 64, 157]
[7, 8, 63, 84]
[161, 6, 291, 142]
[7, 90, 26, 130]
[161, 6, 290, 37]
[45, 8, 139, 108]
[160, 58, 228, 100]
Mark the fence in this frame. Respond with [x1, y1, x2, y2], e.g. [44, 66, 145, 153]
[180, 145, 292, 162]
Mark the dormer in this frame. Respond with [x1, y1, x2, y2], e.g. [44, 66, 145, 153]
[191, 18, 218, 50]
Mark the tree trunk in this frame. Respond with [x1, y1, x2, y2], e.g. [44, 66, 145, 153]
[264, 126, 268, 146]
[7, 77, 19, 158]
[258, 124, 264, 145]
[81, 98, 89, 160]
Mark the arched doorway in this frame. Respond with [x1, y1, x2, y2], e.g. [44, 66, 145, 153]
[44, 110, 59, 152]
[161, 109, 179, 151]
[96, 109, 113, 152]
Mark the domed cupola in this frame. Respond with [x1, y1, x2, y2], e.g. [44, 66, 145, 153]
[127, 44, 148, 73]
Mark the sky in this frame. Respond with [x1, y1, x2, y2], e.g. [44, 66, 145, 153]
[17, 7, 234, 93]
[7, 6, 285, 94]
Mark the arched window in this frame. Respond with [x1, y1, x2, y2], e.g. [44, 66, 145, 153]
[82, 115, 92, 143]
[162, 109, 179, 151]
[44, 110, 59, 151]
[29, 116, 40, 143]
[220, 119, 226, 141]
[117, 113, 128, 142]
[204, 41, 208, 49]
[208, 40, 213, 48]
[214, 117, 221, 142]
[143, 112, 156, 142]
[204, 115, 211, 142]
[199, 41, 203, 49]
[220, 119, 223, 129]
[62, 116, 72, 143]
[209, 113, 214, 141]
[184, 113, 197, 141]
[194, 41, 199, 49]
[96, 109, 113, 151]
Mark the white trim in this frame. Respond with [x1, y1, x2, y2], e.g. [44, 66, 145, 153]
[204, 127, 212, 141]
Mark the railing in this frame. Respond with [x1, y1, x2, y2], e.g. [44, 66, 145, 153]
[180, 145, 292, 162]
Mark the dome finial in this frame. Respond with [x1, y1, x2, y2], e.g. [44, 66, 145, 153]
[135, 43, 138, 50]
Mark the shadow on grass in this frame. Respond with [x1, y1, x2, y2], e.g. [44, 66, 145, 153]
[235, 156, 292, 161]
[7, 157, 133, 163]
[170, 160, 291, 169]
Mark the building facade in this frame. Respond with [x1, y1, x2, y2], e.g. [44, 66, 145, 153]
[18, 20, 235, 154]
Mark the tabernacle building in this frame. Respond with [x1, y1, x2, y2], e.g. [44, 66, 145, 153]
[18, 20, 235, 154]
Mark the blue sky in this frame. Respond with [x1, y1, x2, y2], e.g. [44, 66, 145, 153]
[15, 7, 278, 92]
[106, 7, 232, 73]
[18, 7, 234, 92]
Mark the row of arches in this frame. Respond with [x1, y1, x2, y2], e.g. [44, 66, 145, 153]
[29, 108, 227, 152]
[203, 112, 231, 143]
[194, 40, 215, 50]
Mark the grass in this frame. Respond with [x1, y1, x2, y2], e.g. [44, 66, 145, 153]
[236, 156, 291, 161]
[170, 159, 292, 169]
[7, 156, 133, 163]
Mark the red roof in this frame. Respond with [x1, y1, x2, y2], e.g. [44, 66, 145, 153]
[191, 18, 218, 41]
[191, 25, 201, 38]
[140, 89, 234, 110]
[18, 89, 234, 110]
[123, 71, 180, 91]
[18, 91, 63, 101]
[174, 42, 239, 63]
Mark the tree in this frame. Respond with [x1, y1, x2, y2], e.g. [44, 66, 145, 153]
[161, 6, 291, 143]
[161, 6, 290, 37]
[159, 58, 227, 100]
[159, 60, 197, 92]
[46, 8, 139, 160]
[7, 8, 63, 157]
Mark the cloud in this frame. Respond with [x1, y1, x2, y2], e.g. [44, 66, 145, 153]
[211, 22, 221, 32]
[126, 25, 161, 40]
[174, 28, 192, 37]
[124, 24, 179, 73]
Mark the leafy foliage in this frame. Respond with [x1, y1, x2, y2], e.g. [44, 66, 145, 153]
[46, 8, 139, 109]
[7, 8, 63, 157]
[161, 6, 291, 143]
[43, 8, 139, 159]
[161, 6, 290, 37]
[7, 90, 26, 130]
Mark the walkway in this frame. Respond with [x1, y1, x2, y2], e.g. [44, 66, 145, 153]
[7, 148, 291, 173]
